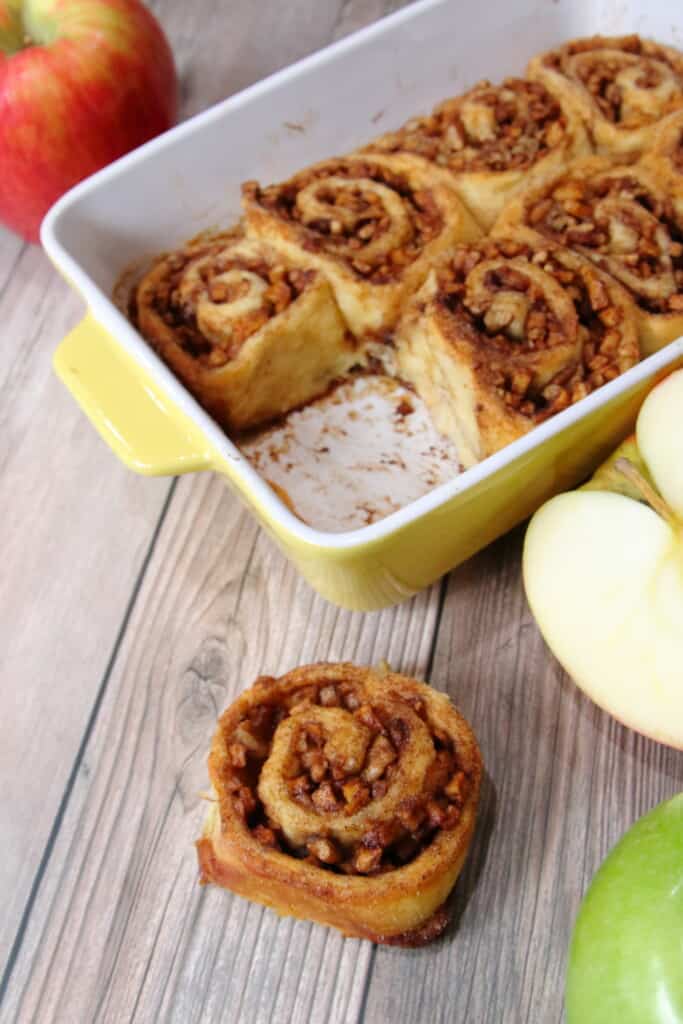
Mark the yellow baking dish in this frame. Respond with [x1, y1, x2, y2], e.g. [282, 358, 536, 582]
[44, 0, 683, 610]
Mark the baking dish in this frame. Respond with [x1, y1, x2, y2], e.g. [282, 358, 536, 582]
[43, 0, 683, 611]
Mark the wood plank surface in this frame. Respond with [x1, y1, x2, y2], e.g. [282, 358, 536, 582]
[0, 0, 414, 1018]
[0, 471, 440, 1024]
[1, 2, 682, 1023]
[0, 228, 172, 971]
[363, 530, 683, 1024]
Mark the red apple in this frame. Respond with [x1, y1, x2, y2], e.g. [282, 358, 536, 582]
[0, 0, 177, 242]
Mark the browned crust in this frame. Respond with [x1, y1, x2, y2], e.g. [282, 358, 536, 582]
[197, 663, 482, 945]
[436, 238, 636, 411]
[644, 110, 683, 185]
[369, 903, 450, 947]
[241, 152, 481, 345]
[493, 155, 683, 353]
[133, 228, 315, 370]
[241, 156, 447, 284]
[528, 34, 683, 158]
[393, 235, 641, 466]
[366, 78, 577, 175]
[130, 230, 357, 433]
[196, 836, 450, 946]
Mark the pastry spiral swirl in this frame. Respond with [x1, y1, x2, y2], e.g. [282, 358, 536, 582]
[365, 78, 589, 230]
[495, 156, 683, 354]
[395, 237, 640, 467]
[197, 663, 482, 945]
[133, 229, 357, 432]
[528, 34, 683, 158]
[642, 108, 683, 220]
[242, 153, 481, 338]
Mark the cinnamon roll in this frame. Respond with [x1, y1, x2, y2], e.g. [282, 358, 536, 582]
[394, 238, 640, 467]
[495, 156, 683, 354]
[365, 78, 590, 230]
[241, 154, 481, 339]
[197, 663, 482, 945]
[132, 228, 358, 433]
[528, 34, 683, 158]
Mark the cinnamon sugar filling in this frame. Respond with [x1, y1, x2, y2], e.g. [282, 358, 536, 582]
[433, 239, 635, 419]
[243, 161, 444, 284]
[220, 679, 473, 877]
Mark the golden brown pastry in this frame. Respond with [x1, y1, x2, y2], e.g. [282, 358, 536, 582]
[527, 34, 683, 158]
[394, 238, 640, 467]
[133, 228, 359, 433]
[197, 663, 482, 945]
[642, 108, 683, 219]
[495, 156, 683, 355]
[365, 77, 590, 230]
[241, 153, 481, 339]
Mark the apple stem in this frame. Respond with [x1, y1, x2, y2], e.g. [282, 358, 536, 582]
[614, 457, 678, 527]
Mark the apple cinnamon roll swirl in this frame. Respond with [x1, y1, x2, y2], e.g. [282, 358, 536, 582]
[132, 229, 357, 433]
[642, 109, 683, 219]
[241, 154, 481, 339]
[197, 663, 482, 945]
[394, 238, 640, 467]
[495, 157, 683, 354]
[365, 78, 589, 230]
[527, 35, 683, 158]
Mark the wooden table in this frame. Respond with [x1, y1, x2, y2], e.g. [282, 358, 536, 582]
[1, 2, 681, 1021]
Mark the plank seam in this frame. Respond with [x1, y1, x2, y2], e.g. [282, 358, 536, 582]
[425, 574, 450, 683]
[0, 242, 28, 307]
[331, 0, 354, 39]
[353, 945, 377, 1024]
[355, 573, 449, 1022]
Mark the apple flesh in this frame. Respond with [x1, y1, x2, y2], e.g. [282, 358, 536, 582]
[638, 370, 683, 514]
[0, 0, 177, 242]
[523, 368, 683, 749]
[566, 792, 683, 1024]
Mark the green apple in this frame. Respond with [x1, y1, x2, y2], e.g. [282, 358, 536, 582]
[566, 792, 683, 1024]
[523, 368, 683, 749]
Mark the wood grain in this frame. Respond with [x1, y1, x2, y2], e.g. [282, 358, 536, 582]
[2, 2, 682, 1023]
[362, 531, 683, 1024]
[0, 471, 440, 1024]
[0, 0, 417, 1019]
[0, 230, 171, 970]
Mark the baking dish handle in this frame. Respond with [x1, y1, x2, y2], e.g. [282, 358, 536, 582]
[54, 314, 214, 475]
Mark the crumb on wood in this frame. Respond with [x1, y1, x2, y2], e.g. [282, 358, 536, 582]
[395, 398, 414, 419]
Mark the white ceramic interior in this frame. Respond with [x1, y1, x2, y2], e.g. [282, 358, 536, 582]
[41, 0, 683, 550]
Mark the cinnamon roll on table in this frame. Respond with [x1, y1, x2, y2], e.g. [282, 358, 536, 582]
[394, 238, 640, 467]
[365, 78, 589, 230]
[197, 663, 482, 945]
[495, 156, 683, 354]
[527, 34, 683, 158]
[133, 228, 358, 433]
[241, 153, 481, 339]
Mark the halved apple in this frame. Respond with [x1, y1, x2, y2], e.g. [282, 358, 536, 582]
[523, 368, 683, 749]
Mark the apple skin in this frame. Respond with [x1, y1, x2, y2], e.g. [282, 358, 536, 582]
[0, 0, 177, 242]
[637, 372, 683, 515]
[522, 368, 683, 750]
[566, 792, 683, 1024]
